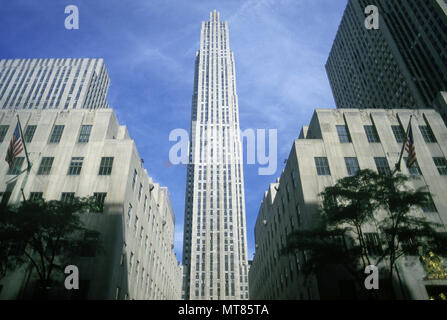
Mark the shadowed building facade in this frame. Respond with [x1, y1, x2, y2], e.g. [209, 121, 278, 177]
[326, 0, 447, 122]
[249, 108, 447, 300]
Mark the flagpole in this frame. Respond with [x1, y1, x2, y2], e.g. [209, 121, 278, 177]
[392, 115, 413, 175]
[16, 114, 32, 203]
[16, 114, 31, 171]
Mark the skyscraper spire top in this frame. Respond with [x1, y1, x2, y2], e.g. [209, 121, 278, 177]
[210, 10, 220, 22]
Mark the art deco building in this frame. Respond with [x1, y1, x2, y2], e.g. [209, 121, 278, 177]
[249, 106, 447, 300]
[182, 11, 249, 300]
[0, 59, 181, 300]
[326, 0, 447, 119]
[0, 58, 109, 110]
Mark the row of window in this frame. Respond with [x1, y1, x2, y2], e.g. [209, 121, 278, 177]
[6, 156, 114, 176]
[335, 124, 437, 144]
[314, 156, 447, 177]
[0, 124, 93, 144]
[0, 191, 106, 213]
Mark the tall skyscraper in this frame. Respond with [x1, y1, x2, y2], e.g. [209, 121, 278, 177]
[0, 58, 109, 110]
[182, 10, 249, 300]
[326, 0, 447, 114]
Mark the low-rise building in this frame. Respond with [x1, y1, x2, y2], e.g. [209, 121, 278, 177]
[249, 108, 447, 300]
[0, 108, 182, 299]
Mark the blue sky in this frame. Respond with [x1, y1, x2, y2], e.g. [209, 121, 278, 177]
[0, 0, 348, 262]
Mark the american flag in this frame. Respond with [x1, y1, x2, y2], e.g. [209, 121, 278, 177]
[5, 122, 23, 168]
[405, 123, 417, 168]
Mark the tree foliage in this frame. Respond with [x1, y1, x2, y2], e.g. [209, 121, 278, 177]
[282, 169, 447, 298]
[0, 196, 101, 291]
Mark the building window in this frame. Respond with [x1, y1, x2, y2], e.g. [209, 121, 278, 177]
[127, 204, 133, 227]
[68, 157, 84, 175]
[79, 231, 99, 257]
[98, 157, 114, 175]
[364, 125, 380, 143]
[93, 192, 107, 213]
[143, 195, 147, 212]
[138, 183, 142, 201]
[29, 192, 43, 201]
[421, 193, 437, 213]
[391, 125, 405, 143]
[134, 216, 138, 232]
[23, 125, 37, 143]
[0, 125, 9, 143]
[49, 125, 64, 143]
[374, 157, 391, 175]
[78, 125, 92, 143]
[37, 157, 54, 175]
[365, 233, 382, 256]
[419, 125, 436, 143]
[132, 169, 137, 190]
[291, 169, 297, 188]
[345, 157, 360, 176]
[314, 157, 331, 176]
[433, 157, 447, 175]
[7, 157, 24, 175]
[404, 157, 422, 176]
[336, 125, 351, 143]
[61, 192, 75, 203]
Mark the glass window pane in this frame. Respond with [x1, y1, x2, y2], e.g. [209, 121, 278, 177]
[37, 157, 54, 175]
[314, 157, 331, 176]
[421, 193, 437, 213]
[433, 157, 447, 175]
[374, 157, 391, 175]
[0, 125, 9, 143]
[68, 157, 84, 175]
[78, 125, 92, 143]
[391, 125, 405, 143]
[50, 125, 64, 143]
[364, 125, 380, 143]
[337, 125, 351, 143]
[419, 125, 436, 143]
[344, 157, 360, 176]
[61, 192, 75, 203]
[98, 157, 114, 175]
[24, 125, 37, 143]
[93, 192, 107, 213]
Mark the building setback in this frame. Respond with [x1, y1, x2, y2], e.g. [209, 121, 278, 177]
[0, 58, 109, 110]
[326, 0, 447, 120]
[182, 11, 249, 300]
[249, 107, 447, 300]
[0, 61, 181, 299]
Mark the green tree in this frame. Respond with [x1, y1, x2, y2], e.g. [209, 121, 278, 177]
[0, 196, 101, 296]
[282, 169, 447, 299]
[0, 203, 25, 280]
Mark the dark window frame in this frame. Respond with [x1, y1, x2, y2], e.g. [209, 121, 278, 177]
[364, 125, 380, 143]
[49, 125, 64, 143]
[37, 157, 54, 175]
